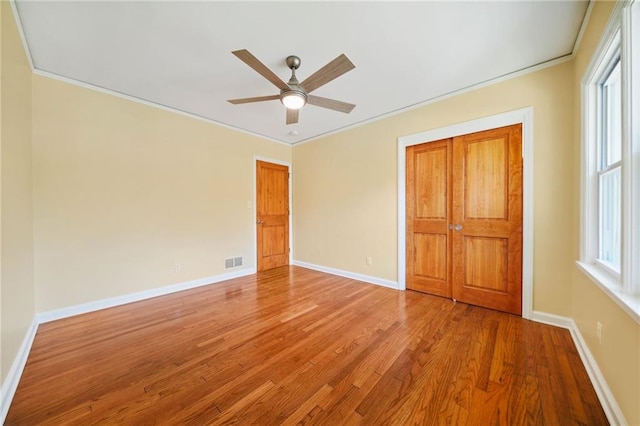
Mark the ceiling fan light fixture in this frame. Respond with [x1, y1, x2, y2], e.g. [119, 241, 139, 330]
[280, 90, 307, 110]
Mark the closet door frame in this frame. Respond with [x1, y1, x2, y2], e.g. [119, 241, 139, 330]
[397, 107, 534, 319]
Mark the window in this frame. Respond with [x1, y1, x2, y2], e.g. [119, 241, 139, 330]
[597, 58, 621, 273]
[580, 1, 640, 323]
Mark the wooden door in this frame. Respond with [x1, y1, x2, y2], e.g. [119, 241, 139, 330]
[452, 124, 522, 315]
[406, 139, 453, 297]
[406, 124, 522, 315]
[256, 160, 289, 272]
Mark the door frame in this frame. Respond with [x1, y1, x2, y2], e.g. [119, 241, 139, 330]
[253, 156, 293, 269]
[397, 107, 534, 319]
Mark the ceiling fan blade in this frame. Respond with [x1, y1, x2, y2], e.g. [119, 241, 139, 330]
[307, 95, 356, 113]
[300, 54, 355, 94]
[227, 94, 280, 105]
[232, 49, 290, 91]
[286, 108, 299, 125]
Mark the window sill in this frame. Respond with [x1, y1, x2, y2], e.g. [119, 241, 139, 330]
[576, 261, 640, 324]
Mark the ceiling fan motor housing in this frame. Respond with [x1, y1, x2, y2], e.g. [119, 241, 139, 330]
[286, 55, 301, 70]
[281, 55, 307, 109]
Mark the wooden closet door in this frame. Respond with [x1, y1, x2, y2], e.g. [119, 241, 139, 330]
[451, 124, 523, 315]
[406, 139, 453, 298]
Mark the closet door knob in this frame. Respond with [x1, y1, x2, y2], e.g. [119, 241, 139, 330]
[454, 224, 462, 231]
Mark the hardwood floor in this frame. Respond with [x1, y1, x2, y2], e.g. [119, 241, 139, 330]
[6, 266, 607, 425]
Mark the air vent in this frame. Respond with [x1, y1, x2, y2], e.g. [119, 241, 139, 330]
[225, 257, 243, 269]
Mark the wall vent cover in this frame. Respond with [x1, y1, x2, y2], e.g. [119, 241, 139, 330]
[224, 258, 234, 269]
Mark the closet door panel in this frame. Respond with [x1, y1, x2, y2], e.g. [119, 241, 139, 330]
[452, 124, 523, 315]
[406, 140, 452, 298]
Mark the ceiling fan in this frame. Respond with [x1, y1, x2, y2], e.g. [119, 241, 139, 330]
[227, 49, 356, 125]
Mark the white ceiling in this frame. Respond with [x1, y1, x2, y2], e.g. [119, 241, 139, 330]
[14, 1, 589, 145]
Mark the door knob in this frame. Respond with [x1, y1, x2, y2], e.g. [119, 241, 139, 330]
[454, 224, 462, 231]
[448, 224, 453, 230]
[257, 220, 264, 225]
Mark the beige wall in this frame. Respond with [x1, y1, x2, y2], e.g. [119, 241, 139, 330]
[571, 1, 640, 424]
[1, 0, 4, 388]
[1, 1, 35, 383]
[1, 0, 3, 385]
[294, 60, 575, 316]
[32, 76, 290, 312]
[1, 0, 638, 422]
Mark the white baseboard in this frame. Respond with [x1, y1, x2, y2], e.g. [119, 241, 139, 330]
[1, 318, 39, 423]
[531, 311, 627, 426]
[292, 260, 399, 290]
[37, 268, 256, 324]
[531, 311, 575, 329]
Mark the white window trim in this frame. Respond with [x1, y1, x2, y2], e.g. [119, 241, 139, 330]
[579, 0, 640, 324]
[628, 0, 640, 302]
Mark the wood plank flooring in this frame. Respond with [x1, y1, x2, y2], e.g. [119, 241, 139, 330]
[6, 266, 608, 425]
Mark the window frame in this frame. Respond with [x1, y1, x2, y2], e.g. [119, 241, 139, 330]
[596, 56, 622, 274]
[579, 0, 640, 324]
